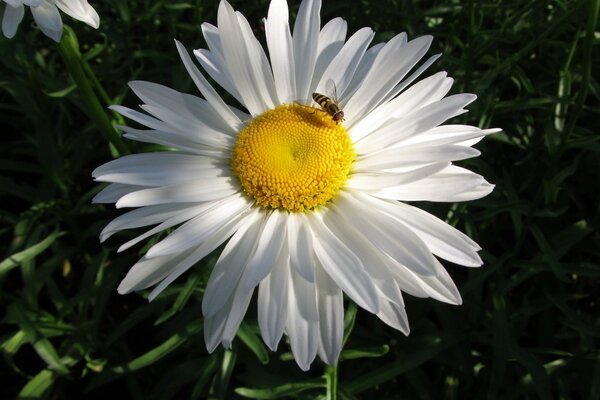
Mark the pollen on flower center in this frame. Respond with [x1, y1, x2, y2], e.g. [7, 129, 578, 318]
[232, 104, 355, 212]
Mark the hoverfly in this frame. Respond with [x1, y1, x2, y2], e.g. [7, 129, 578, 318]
[312, 79, 344, 124]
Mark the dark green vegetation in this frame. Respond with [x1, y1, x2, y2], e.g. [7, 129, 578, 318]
[1, 0, 598, 398]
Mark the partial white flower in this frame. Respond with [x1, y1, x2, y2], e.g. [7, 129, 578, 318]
[1, 0, 99, 42]
[93, 0, 499, 370]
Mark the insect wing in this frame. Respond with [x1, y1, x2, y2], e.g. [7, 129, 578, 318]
[324, 78, 339, 104]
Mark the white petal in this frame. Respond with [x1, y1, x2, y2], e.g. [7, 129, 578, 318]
[287, 212, 315, 282]
[204, 278, 255, 351]
[384, 201, 483, 267]
[324, 209, 408, 306]
[398, 125, 500, 148]
[258, 246, 290, 351]
[99, 202, 203, 242]
[344, 35, 433, 124]
[389, 258, 462, 305]
[55, 0, 99, 28]
[128, 80, 238, 140]
[316, 27, 374, 100]
[308, 212, 379, 313]
[148, 209, 251, 301]
[115, 177, 238, 208]
[31, 1, 62, 42]
[315, 261, 343, 365]
[2, 3, 24, 38]
[117, 202, 214, 253]
[92, 183, 147, 204]
[376, 293, 410, 334]
[242, 210, 287, 288]
[204, 305, 228, 353]
[110, 105, 175, 133]
[375, 165, 494, 202]
[309, 17, 347, 94]
[193, 48, 244, 106]
[350, 71, 452, 140]
[265, 0, 296, 104]
[21, 1, 42, 7]
[117, 253, 185, 294]
[174, 40, 242, 131]
[117, 125, 229, 157]
[202, 209, 264, 317]
[354, 145, 480, 172]
[92, 152, 228, 186]
[144, 194, 251, 258]
[217, 1, 276, 114]
[292, 0, 321, 100]
[336, 191, 438, 276]
[286, 266, 319, 371]
[355, 93, 476, 155]
[220, 282, 255, 348]
[379, 53, 442, 107]
[347, 162, 450, 192]
[342, 42, 385, 104]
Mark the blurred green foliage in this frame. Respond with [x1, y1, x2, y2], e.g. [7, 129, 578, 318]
[1, 0, 598, 399]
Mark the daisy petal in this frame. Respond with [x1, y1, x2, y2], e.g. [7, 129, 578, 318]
[243, 209, 287, 288]
[287, 213, 315, 282]
[2, 4, 24, 38]
[99, 203, 199, 242]
[345, 35, 433, 123]
[350, 71, 454, 139]
[31, 1, 62, 42]
[93, 152, 228, 186]
[337, 191, 438, 276]
[144, 194, 250, 258]
[175, 40, 242, 131]
[377, 293, 410, 334]
[310, 17, 347, 93]
[202, 209, 264, 317]
[129, 80, 238, 139]
[292, 0, 321, 100]
[118, 253, 184, 294]
[92, 183, 147, 204]
[115, 177, 238, 208]
[286, 266, 319, 371]
[258, 247, 290, 351]
[309, 213, 379, 313]
[317, 27, 374, 100]
[355, 93, 477, 154]
[385, 201, 483, 267]
[266, 0, 296, 104]
[315, 262, 344, 365]
[376, 165, 494, 202]
[217, 1, 277, 114]
[354, 144, 480, 172]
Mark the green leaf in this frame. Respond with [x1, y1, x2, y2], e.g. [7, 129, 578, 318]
[0, 230, 64, 278]
[87, 320, 202, 390]
[237, 322, 270, 364]
[17, 369, 54, 399]
[342, 302, 357, 347]
[235, 379, 326, 399]
[340, 345, 389, 360]
[345, 336, 458, 394]
[7, 305, 70, 375]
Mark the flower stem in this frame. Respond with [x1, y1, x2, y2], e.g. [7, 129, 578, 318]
[326, 365, 338, 400]
[57, 26, 129, 156]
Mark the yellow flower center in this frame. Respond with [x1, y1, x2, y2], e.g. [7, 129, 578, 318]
[231, 104, 355, 212]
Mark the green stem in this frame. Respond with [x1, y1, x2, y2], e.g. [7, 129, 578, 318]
[564, 0, 599, 141]
[326, 365, 338, 400]
[57, 26, 129, 156]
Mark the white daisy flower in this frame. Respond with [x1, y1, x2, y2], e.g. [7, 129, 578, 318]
[93, 0, 498, 370]
[2, 0, 99, 42]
